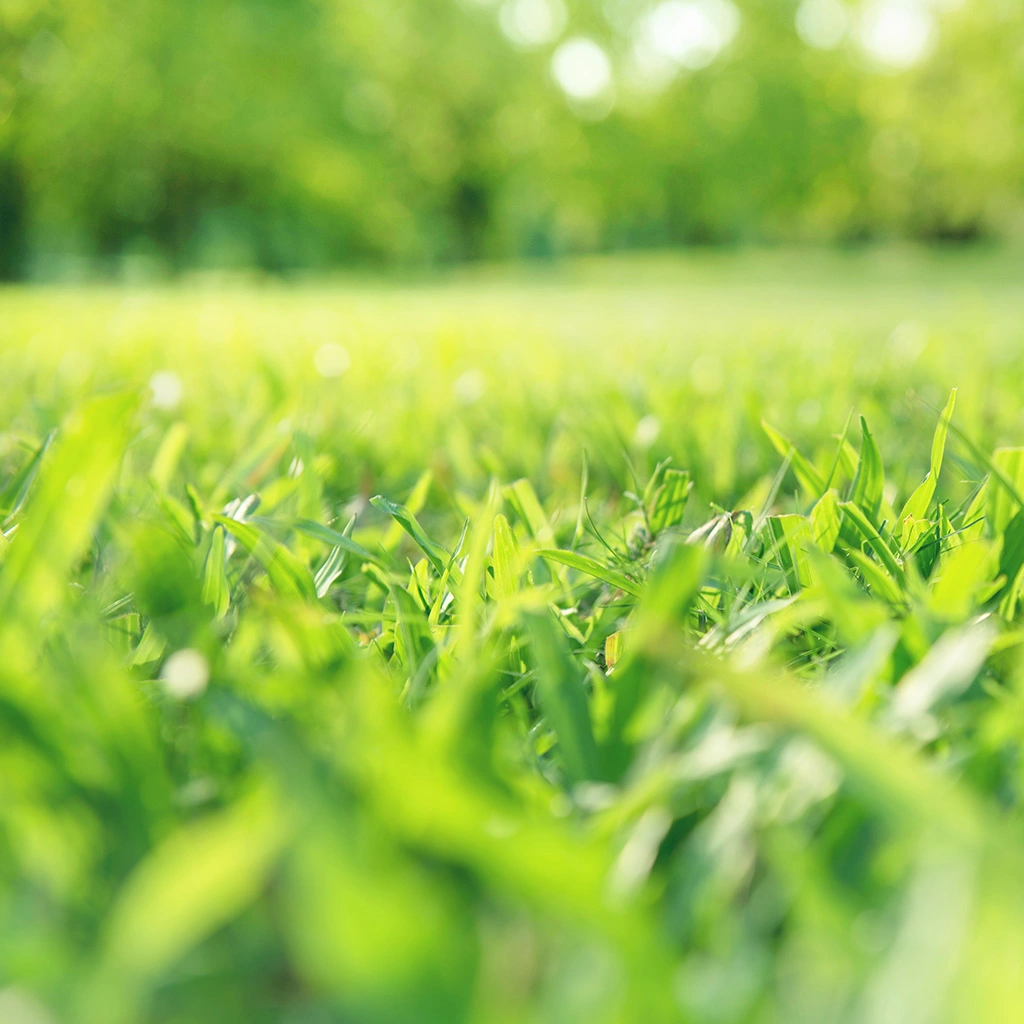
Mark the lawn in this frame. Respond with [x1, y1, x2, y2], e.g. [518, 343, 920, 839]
[1, 248, 1024, 1023]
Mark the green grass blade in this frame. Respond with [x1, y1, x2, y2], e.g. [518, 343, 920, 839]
[648, 467, 693, 535]
[293, 518, 392, 571]
[0, 393, 136, 622]
[201, 525, 230, 618]
[840, 500, 904, 582]
[525, 611, 600, 784]
[899, 388, 956, 524]
[370, 494, 451, 577]
[213, 515, 317, 602]
[0, 427, 56, 521]
[849, 416, 884, 522]
[535, 548, 644, 599]
[492, 513, 520, 601]
[811, 489, 842, 552]
[762, 420, 826, 499]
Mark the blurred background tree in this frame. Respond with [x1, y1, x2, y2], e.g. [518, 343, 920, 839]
[0, 0, 1021, 278]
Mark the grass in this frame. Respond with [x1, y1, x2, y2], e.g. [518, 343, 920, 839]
[3, 250, 1024, 1022]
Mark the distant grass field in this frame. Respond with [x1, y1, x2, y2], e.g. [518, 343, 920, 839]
[3, 249, 1024, 1023]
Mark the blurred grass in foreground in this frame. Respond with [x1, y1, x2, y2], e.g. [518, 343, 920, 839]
[1, 250, 1024, 1022]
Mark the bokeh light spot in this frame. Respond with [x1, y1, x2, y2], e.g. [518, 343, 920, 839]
[149, 370, 183, 411]
[161, 649, 210, 701]
[858, 0, 936, 68]
[633, 415, 661, 448]
[640, 0, 740, 71]
[454, 368, 487, 405]
[551, 38, 613, 102]
[500, 0, 567, 48]
[314, 342, 351, 378]
[795, 0, 849, 50]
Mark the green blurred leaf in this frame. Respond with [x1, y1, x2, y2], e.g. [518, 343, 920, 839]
[989, 448, 1024, 537]
[0, 428, 55, 522]
[149, 422, 189, 493]
[525, 611, 600, 784]
[0, 393, 135, 622]
[86, 785, 289, 1023]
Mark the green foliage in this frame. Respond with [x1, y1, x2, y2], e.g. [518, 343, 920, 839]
[4, 267, 1024, 1022]
[3, 0, 1024, 275]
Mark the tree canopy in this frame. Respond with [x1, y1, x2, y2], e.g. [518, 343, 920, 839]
[1, 0, 1022, 276]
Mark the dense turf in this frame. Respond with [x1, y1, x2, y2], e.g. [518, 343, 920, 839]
[3, 253, 1024, 1023]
